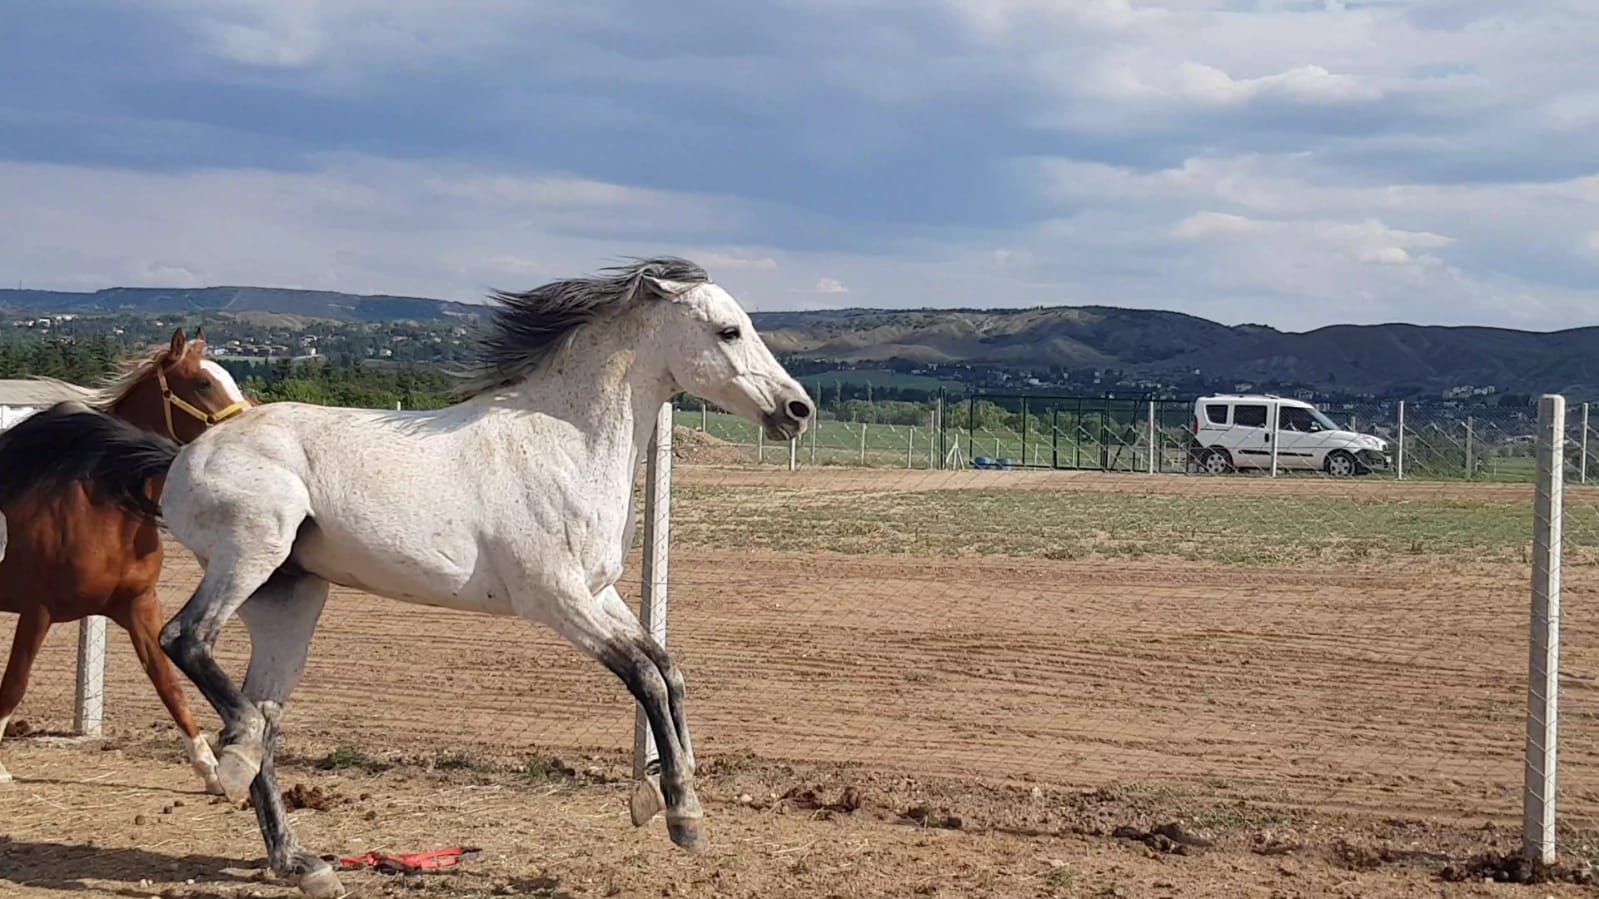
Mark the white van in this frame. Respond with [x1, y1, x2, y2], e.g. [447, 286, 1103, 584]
[1190, 395, 1391, 476]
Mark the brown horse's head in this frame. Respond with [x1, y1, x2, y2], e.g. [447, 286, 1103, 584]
[93, 327, 253, 444]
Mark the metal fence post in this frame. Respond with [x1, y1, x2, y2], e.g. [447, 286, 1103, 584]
[810, 411, 818, 464]
[907, 427, 915, 469]
[634, 403, 673, 780]
[860, 424, 868, 466]
[1523, 393, 1563, 865]
[1147, 399, 1157, 475]
[1397, 401, 1406, 481]
[1581, 403, 1589, 485]
[1465, 416, 1474, 480]
[1270, 400, 1281, 478]
[74, 615, 106, 737]
[1020, 398, 1029, 468]
[788, 437, 797, 472]
[757, 428, 764, 465]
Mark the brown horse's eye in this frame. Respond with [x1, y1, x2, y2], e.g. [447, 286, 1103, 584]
[197, 380, 212, 391]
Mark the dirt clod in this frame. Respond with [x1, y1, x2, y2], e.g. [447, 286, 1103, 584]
[1439, 852, 1595, 885]
[902, 803, 963, 830]
[283, 783, 338, 811]
[1111, 822, 1211, 855]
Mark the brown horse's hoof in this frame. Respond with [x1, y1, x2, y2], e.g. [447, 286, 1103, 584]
[297, 866, 346, 899]
[629, 777, 665, 827]
[216, 743, 262, 802]
[667, 815, 706, 853]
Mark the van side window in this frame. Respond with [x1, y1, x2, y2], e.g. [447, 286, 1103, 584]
[1204, 404, 1227, 424]
[1280, 406, 1315, 432]
[1234, 404, 1268, 428]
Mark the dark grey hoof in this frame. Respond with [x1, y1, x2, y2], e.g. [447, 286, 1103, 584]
[667, 815, 706, 853]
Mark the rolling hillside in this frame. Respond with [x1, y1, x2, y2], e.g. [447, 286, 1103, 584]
[5, 286, 1598, 395]
[752, 307, 1599, 395]
[0, 286, 482, 323]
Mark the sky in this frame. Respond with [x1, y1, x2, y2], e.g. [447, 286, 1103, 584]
[1, 1, 1595, 332]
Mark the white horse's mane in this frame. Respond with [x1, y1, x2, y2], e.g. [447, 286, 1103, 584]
[456, 255, 710, 397]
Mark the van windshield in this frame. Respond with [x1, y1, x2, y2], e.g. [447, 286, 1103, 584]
[1309, 408, 1341, 431]
[1280, 405, 1343, 432]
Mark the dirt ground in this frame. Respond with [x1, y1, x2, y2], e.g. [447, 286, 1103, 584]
[3, 734, 1595, 899]
[3, 465, 1597, 897]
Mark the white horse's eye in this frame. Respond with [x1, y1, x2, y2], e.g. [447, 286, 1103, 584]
[717, 326, 741, 342]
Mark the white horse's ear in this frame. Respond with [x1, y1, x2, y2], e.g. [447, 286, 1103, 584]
[643, 276, 692, 301]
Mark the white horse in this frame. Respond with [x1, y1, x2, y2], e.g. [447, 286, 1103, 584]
[130, 258, 813, 897]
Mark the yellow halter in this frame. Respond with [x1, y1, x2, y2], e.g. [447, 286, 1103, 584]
[156, 363, 250, 442]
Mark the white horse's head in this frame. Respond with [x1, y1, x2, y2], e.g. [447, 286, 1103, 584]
[640, 275, 814, 441]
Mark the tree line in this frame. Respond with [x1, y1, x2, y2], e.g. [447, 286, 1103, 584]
[0, 336, 465, 410]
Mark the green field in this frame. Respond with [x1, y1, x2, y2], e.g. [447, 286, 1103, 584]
[669, 483, 1598, 567]
[676, 408, 1180, 470]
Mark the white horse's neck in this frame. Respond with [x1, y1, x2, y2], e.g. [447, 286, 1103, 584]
[487, 315, 673, 491]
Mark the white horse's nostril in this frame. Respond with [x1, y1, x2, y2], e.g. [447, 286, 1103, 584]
[786, 400, 812, 420]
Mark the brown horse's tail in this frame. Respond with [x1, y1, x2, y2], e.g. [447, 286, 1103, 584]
[0, 402, 180, 521]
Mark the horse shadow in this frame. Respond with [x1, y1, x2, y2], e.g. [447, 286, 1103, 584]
[2, 840, 577, 898]
[0, 839, 258, 896]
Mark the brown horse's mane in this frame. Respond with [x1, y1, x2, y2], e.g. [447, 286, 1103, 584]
[32, 346, 181, 412]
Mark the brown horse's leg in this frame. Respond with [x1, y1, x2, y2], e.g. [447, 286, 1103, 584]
[0, 608, 53, 783]
[117, 592, 224, 795]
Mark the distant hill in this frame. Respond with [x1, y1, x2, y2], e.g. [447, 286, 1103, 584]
[749, 306, 1599, 396]
[0, 286, 482, 323]
[6, 286, 1598, 395]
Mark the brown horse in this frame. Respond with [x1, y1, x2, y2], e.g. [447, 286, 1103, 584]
[0, 327, 250, 790]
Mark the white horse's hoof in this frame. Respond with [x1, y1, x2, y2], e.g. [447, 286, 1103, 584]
[216, 744, 262, 802]
[629, 777, 665, 827]
[667, 813, 706, 853]
[0, 767, 12, 784]
[297, 866, 346, 899]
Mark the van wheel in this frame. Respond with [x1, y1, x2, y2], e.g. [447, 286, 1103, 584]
[1325, 450, 1357, 477]
[1201, 448, 1233, 475]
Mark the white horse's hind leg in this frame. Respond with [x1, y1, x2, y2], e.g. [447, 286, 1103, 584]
[237, 574, 341, 899]
[537, 584, 704, 851]
[160, 509, 306, 803]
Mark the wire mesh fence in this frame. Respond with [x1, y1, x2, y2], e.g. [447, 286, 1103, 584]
[677, 393, 1599, 488]
[1, 393, 1596, 874]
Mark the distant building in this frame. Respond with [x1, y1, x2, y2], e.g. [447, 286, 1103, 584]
[0, 379, 94, 429]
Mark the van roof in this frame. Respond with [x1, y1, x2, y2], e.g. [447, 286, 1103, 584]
[1196, 394, 1315, 408]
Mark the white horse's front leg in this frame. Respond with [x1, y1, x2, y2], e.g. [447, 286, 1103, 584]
[530, 581, 704, 852]
[597, 586, 695, 775]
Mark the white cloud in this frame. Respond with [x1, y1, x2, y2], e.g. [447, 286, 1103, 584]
[694, 252, 780, 271]
[814, 278, 849, 294]
[149, 0, 589, 71]
[1172, 211, 1264, 241]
